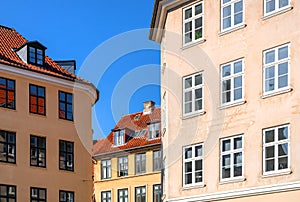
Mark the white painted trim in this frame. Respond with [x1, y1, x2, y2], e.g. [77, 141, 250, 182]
[0, 63, 98, 102]
[167, 181, 300, 202]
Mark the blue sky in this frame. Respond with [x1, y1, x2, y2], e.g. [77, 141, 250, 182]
[0, 0, 160, 139]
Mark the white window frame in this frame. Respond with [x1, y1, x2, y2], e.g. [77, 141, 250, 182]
[118, 156, 128, 177]
[182, 1, 204, 46]
[263, 124, 290, 176]
[135, 153, 146, 174]
[114, 130, 125, 146]
[220, 135, 244, 182]
[101, 159, 111, 179]
[183, 143, 204, 187]
[183, 72, 204, 118]
[221, 0, 244, 32]
[149, 122, 161, 139]
[101, 191, 111, 202]
[263, 43, 290, 96]
[220, 58, 244, 106]
[264, 0, 291, 16]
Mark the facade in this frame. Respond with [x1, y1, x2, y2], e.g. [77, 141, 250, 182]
[0, 25, 98, 201]
[93, 101, 162, 202]
[150, 0, 300, 202]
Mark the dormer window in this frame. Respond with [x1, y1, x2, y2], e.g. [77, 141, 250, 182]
[114, 130, 125, 146]
[29, 47, 44, 65]
[149, 122, 161, 139]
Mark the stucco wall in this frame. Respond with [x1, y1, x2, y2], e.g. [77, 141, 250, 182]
[160, 0, 300, 200]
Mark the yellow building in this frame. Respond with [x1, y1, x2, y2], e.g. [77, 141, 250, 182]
[0, 25, 98, 201]
[150, 0, 300, 201]
[93, 101, 162, 202]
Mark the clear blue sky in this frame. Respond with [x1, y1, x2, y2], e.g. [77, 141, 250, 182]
[0, 0, 161, 140]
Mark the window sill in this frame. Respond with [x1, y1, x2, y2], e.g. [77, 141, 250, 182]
[182, 111, 206, 120]
[182, 38, 206, 50]
[262, 6, 293, 20]
[29, 113, 47, 118]
[262, 170, 292, 178]
[219, 100, 246, 110]
[261, 88, 292, 99]
[219, 24, 246, 37]
[219, 177, 246, 185]
[182, 183, 205, 190]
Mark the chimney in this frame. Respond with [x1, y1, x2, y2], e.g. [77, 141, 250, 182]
[143, 101, 155, 115]
[55, 60, 76, 74]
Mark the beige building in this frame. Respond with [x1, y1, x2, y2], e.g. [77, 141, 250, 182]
[150, 0, 300, 201]
[0, 25, 98, 201]
[93, 101, 162, 202]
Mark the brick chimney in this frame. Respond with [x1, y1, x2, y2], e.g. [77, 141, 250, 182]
[143, 101, 155, 115]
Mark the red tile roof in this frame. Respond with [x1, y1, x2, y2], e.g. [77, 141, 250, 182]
[93, 108, 161, 156]
[0, 25, 80, 81]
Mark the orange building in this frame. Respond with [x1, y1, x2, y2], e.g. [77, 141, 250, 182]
[93, 101, 162, 202]
[0, 25, 98, 201]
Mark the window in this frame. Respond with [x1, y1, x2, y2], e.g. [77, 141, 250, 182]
[0, 184, 16, 202]
[220, 135, 243, 181]
[149, 122, 161, 139]
[101, 191, 111, 202]
[30, 135, 46, 167]
[183, 2, 204, 45]
[153, 150, 162, 171]
[153, 184, 162, 202]
[263, 44, 290, 95]
[221, 0, 244, 31]
[221, 59, 244, 105]
[28, 46, 44, 66]
[135, 153, 146, 174]
[114, 130, 125, 146]
[264, 0, 290, 15]
[183, 73, 204, 117]
[31, 187, 46, 202]
[101, 159, 111, 179]
[0, 130, 16, 164]
[183, 143, 203, 186]
[59, 91, 73, 121]
[118, 189, 128, 202]
[263, 124, 290, 175]
[30, 84, 46, 115]
[135, 186, 146, 202]
[59, 140, 74, 171]
[0, 77, 15, 109]
[59, 190, 74, 202]
[118, 156, 128, 177]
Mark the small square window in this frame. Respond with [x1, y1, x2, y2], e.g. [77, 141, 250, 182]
[0, 77, 15, 109]
[59, 91, 73, 121]
[221, 0, 244, 31]
[264, 0, 291, 16]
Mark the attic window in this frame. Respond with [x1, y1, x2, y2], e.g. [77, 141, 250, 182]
[149, 122, 161, 139]
[114, 130, 125, 146]
[28, 46, 44, 66]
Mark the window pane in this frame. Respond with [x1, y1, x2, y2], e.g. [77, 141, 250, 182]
[234, 165, 242, 177]
[222, 167, 231, 178]
[195, 88, 202, 99]
[195, 18, 202, 29]
[195, 171, 202, 182]
[222, 154, 231, 166]
[266, 0, 275, 13]
[185, 22, 192, 32]
[222, 139, 231, 151]
[185, 33, 192, 43]
[195, 3, 202, 15]
[278, 157, 288, 169]
[185, 8, 192, 19]
[195, 74, 202, 86]
[223, 0, 231, 3]
[234, 76, 242, 88]
[195, 100, 202, 111]
[185, 161, 192, 172]
[266, 159, 274, 171]
[223, 6, 231, 17]
[265, 66, 275, 79]
[185, 173, 192, 184]
[185, 91, 192, 102]
[185, 103, 192, 113]
[234, 88, 242, 100]
[279, 0, 289, 8]
[195, 145, 202, 157]
[234, 1, 243, 13]
[278, 46, 288, 60]
[266, 146, 275, 158]
[222, 80, 231, 91]
[184, 77, 192, 89]
[185, 147, 192, 159]
[234, 137, 242, 149]
[265, 79, 275, 92]
[278, 143, 288, 156]
[278, 127, 288, 140]
[195, 160, 202, 171]
[265, 50, 275, 64]
[234, 61, 242, 73]
[278, 75, 288, 88]
[223, 17, 231, 30]
[222, 65, 231, 77]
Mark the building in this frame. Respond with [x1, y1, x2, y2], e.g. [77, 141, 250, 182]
[93, 101, 162, 202]
[0, 25, 98, 201]
[150, 0, 300, 201]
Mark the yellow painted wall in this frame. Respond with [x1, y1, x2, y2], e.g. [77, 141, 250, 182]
[0, 65, 97, 201]
[94, 148, 161, 202]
